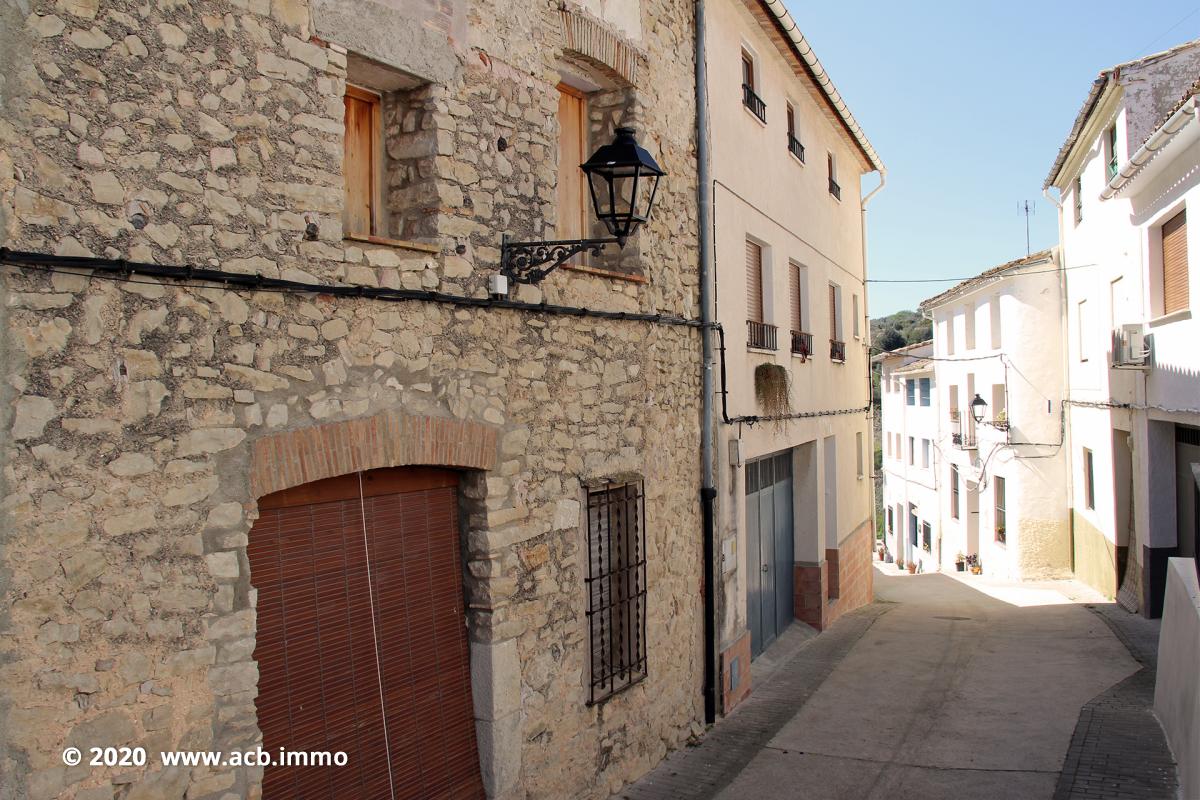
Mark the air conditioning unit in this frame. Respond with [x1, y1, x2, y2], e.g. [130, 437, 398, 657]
[1112, 323, 1151, 368]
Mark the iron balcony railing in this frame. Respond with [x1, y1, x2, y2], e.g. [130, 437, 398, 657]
[828, 177, 841, 200]
[829, 338, 846, 362]
[742, 83, 766, 123]
[791, 330, 813, 358]
[951, 432, 978, 450]
[787, 134, 805, 162]
[747, 319, 778, 350]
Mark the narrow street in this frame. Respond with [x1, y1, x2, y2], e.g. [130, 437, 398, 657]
[619, 565, 1177, 800]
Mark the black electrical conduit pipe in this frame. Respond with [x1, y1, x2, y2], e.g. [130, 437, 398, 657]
[0, 248, 874, 430]
[0, 248, 707, 329]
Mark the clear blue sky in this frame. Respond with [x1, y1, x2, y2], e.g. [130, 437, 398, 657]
[781, 1, 1200, 316]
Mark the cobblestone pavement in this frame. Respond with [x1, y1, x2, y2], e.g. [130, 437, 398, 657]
[1052, 602, 1177, 800]
[615, 567, 1176, 800]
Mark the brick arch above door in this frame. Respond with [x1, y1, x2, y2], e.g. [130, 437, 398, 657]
[250, 411, 498, 499]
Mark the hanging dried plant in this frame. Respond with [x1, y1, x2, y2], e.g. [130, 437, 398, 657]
[754, 363, 791, 420]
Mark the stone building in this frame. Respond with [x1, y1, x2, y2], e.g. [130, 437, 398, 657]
[0, 1, 706, 798]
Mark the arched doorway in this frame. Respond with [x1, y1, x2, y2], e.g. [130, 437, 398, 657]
[248, 466, 485, 799]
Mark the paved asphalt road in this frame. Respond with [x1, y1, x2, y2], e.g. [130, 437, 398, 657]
[620, 565, 1164, 800]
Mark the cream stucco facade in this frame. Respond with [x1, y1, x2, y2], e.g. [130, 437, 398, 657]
[704, 0, 882, 708]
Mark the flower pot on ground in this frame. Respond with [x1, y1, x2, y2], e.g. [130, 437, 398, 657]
[895, 559, 904, 570]
[970, 565, 982, 575]
[955, 562, 965, 572]
[907, 562, 917, 574]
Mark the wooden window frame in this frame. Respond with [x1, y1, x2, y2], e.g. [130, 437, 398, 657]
[995, 476, 1006, 544]
[1084, 448, 1096, 510]
[950, 465, 960, 519]
[1161, 209, 1189, 316]
[741, 50, 755, 93]
[556, 82, 589, 246]
[343, 85, 384, 239]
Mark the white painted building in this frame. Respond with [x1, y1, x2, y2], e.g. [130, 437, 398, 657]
[1044, 41, 1200, 615]
[878, 251, 1073, 580]
[920, 250, 1072, 580]
[876, 342, 941, 572]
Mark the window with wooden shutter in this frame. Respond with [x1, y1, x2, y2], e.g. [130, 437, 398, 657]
[829, 283, 839, 338]
[789, 263, 803, 331]
[1162, 209, 1189, 314]
[557, 84, 588, 243]
[343, 86, 382, 238]
[747, 240, 764, 323]
[742, 52, 755, 92]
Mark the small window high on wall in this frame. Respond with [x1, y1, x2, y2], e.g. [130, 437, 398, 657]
[1162, 209, 1189, 315]
[557, 83, 589, 244]
[343, 86, 382, 238]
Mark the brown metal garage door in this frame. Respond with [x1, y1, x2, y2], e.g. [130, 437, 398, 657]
[249, 467, 484, 800]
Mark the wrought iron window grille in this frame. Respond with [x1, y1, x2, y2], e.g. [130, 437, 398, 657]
[585, 481, 647, 705]
[787, 134, 805, 162]
[742, 83, 767, 123]
[790, 330, 812, 358]
[828, 177, 841, 200]
[747, 320, 778, 350]
[829, 338, 846, 362]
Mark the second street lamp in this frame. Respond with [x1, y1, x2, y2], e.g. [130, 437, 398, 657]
[500, 127, 666, 285]
[970, 393, 988, 424]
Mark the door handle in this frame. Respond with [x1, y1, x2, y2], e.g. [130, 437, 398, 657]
[761, 564, 769, 572]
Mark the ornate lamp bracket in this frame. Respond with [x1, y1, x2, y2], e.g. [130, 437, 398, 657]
[499, 234, 618, 284]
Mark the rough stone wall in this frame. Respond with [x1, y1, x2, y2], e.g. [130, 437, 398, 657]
[0, 1, 704, 799]
[1122, 46, 1200, 152]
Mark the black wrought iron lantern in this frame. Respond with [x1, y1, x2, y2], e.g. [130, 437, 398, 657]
[581, 127, 665, 247]
[970, 393, 988, 424]
[499, 127, 666, 284]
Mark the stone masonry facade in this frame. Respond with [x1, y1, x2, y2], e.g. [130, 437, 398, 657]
[0, 1, 705, 798]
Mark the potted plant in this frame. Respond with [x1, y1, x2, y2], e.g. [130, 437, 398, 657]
[877, 543, 886, 561]
[907, 560, 917, 574]
[965, 554, 982, 575]
[895, 557, 904, 571]
[955, 552, 966, 572]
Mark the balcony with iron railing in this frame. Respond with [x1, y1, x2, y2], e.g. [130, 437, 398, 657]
[828, 177, 841, 200]
[747, 319, 777, 351]
[829, 339, 846, 362]
[791, 330, 813, 359]
[742, 83, 766, 123]
[951, 431, 977, 450]
[787, 134, 805, 163]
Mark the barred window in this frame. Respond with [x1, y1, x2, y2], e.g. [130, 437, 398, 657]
[585, 481, 647, 704]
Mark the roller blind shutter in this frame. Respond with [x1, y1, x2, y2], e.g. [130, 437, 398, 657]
[789, 263, 802, 331]
[1163, 210, 1189, 314]
[746, 240, 763, 322]
[250, 468, 484, 800]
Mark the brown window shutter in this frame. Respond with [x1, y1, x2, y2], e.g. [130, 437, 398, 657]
[250, 468, 485, 800]
[829, 284, 838, 338]
[790, 263, 802, 330]
[742, 53, 754, 90]
[343, 87, 380, 238]
[746, 240, 763, 322]
[1163, 210, 1189, 314]
[786, 105, 795, 138]
[556, 85, 587, 241]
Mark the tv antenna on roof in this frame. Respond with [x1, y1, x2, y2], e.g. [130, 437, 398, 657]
[1019, 200, 1036, 256]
